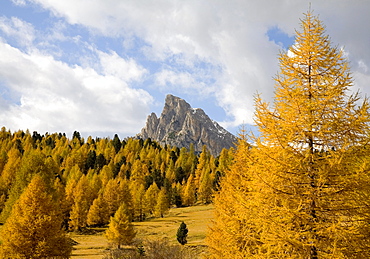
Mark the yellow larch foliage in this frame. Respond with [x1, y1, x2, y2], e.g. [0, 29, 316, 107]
[130, 182, 146, 221]
[103, 178, 121, 217]
[69, 174, 92, 231]
[105, 203, 136, 249]
[155, 187, 170, 218]
[207, 138, 252, 259]
[198, 167, 213, 204]
[183, 174, 196, 206]
[118, 179, 134, 221]
[144, 182, 160, 215]
[0, 147, 21, 191]
[194, 145, 210, 190]
[208, 11, 370, 258]
[87, 193, 109, 227]
[0, 174, 72, 259]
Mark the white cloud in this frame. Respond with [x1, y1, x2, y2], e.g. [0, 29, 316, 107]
[3, 0, 370, 135]
[154, 67, 216, 96]
[0, 16, 35, 47]
[353, 71, 370, 98]
[98, 50, 147, 82]
[357, 60, 368, 74]
[11, 0, 27, 6]
[24, 0, 305, 127]
[0, 42, 152, 136]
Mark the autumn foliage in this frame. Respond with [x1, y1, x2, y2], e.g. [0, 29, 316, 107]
[0, 129, 231, 256]
[0, 174, 72, 258]
[208, 11, 370, 258]
[1, 8, 367, 259]
[105, 203, 136, 249]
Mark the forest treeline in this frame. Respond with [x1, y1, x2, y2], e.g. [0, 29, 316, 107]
[4, 8, 369, 259]
[0, 128, 233, 230]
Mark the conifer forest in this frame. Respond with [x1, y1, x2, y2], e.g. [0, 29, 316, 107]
[0, 127, 232, 258]
[1, 10, 370, 259]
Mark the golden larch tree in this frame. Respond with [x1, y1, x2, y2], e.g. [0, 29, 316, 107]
[118, 179, 134, 221]
[0, 174, 72, 258]
[87, 193, 109, 227]
[69, 174, 92, 231]
[144, 182, 160, 215]
[0, 147, 21, 192]
[198, 169, 213, 204]
[105, 203, 136, 249]
[194, 145, 210, 191]
[155, 187, 170, 218]
[182, 174, 196, 206]
[130, 182, 146, 221]
[208, 11, 370, 258]
[1, 149, 57, 223]
[103, 178, 121, 217]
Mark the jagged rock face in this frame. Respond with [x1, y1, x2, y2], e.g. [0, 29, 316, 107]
[138, 94, 237, 156]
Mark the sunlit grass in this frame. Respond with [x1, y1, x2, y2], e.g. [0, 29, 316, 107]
[71, 204, 214, 259]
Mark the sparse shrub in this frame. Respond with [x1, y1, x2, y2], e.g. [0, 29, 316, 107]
[102, 238, 196, 259]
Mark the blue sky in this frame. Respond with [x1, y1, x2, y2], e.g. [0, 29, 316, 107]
[0, 0, 369, 139]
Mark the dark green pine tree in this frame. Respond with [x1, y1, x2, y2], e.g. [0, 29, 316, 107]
[112, 134, 122, 153]
[176, 221, 188, 245]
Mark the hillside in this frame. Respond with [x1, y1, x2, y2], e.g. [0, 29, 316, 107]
[70, 204, 214, 259]
[0, 128, 231, 257]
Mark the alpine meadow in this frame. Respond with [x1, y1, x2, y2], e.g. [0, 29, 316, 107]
[207, 11, 370, 258]
[0, 9, 370, 259]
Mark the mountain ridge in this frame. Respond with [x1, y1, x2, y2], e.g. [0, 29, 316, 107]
[137, 94, 236, 156]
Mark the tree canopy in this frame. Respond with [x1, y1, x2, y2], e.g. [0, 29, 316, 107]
[208, 10, 370, 258]
[0, 174, 72, 258]
[105, 203, 136, 249]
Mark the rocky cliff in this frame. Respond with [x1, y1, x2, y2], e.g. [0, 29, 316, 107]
[137, 94, 237, 156]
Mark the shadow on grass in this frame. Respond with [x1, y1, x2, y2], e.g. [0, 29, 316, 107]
[73, 227, 107, 235]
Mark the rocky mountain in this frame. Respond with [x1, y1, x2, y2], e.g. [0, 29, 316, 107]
[137, 94, 237, 156]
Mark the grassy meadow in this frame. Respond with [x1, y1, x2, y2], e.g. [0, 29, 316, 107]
[70, 204, 214, 258]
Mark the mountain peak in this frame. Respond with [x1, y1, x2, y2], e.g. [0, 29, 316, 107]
[164, 94, 188, 106]
[138, 94, 236, 156]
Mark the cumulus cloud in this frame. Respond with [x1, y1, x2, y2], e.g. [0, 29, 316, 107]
[1, 0, 370, 136]
[98, 50, 147, 82]
[0, 42, 152, 136]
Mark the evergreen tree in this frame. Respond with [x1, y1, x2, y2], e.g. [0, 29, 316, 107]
[208, 11, 370, 258]
[105, 203, 136, 249]
[85, 150, 96, 172]
[176, 222, 188, 245]
[0, 175, 72, 258]
[95, 153, 107, 171]
[172, 183, 183, 208]
[112, 134, 122, 154]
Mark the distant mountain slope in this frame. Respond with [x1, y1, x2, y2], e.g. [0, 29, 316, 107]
[137, 94, 236, 156]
